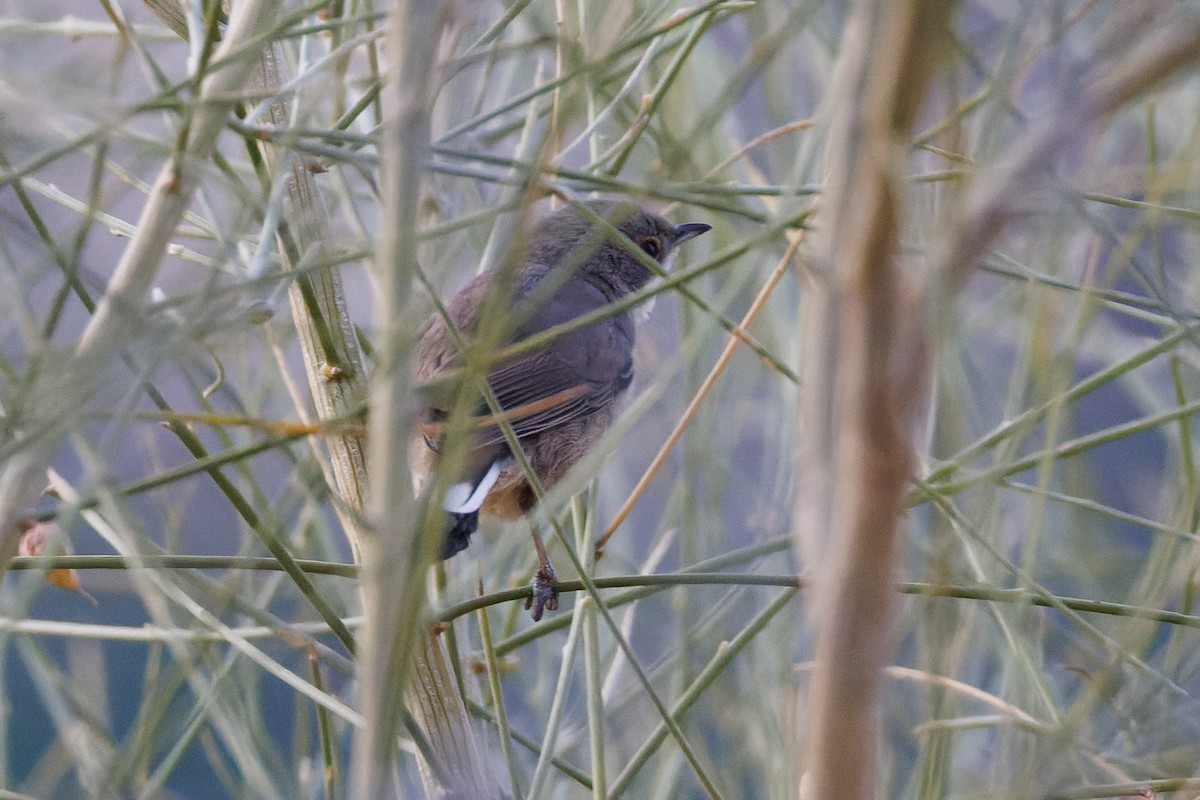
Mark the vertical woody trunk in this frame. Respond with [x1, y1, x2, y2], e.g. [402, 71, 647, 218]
[794, 1, 948, 797]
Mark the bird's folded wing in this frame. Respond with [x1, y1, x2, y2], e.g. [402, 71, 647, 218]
[417, 275, 635, 449]
[473, 325, 632, 446]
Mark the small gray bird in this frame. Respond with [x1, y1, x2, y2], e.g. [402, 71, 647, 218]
[410, 200, 710, 618]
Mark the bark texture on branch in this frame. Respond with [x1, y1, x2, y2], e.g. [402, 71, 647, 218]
[138, 2, 494, 796]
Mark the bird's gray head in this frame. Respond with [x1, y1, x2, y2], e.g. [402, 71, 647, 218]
[525, 201, 711, 298]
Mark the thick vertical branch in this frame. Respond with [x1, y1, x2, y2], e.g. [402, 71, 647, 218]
[254, 41, 372, 549]
[795, 1, 948, 798]
[352, 0, 437, 789]
[355, 3, 495, 799]
[796, 5, 1200, 798]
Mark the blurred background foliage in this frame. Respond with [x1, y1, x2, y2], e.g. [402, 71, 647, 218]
[2, 0, 1200, 798]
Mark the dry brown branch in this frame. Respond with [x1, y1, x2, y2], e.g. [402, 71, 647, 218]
[797, 4, 1200, 798]
[794, 1, 948, 797]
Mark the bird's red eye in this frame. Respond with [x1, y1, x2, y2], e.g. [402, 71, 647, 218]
[639, 237, 661, 259]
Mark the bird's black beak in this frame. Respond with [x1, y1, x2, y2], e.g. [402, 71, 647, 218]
[673, 222, 712, 244]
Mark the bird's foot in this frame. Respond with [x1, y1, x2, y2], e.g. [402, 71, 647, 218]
[525, 563, 560, 621]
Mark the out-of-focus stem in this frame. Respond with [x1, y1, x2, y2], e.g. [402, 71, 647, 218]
[794, 1, 947, 797]
[355, 2, 497, 798]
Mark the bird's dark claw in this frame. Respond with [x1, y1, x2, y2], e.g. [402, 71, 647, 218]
[525, 563, 560, 621]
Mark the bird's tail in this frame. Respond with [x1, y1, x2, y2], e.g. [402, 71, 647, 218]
[440, 511, 478, 559]
[437, 458, 503, 560]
